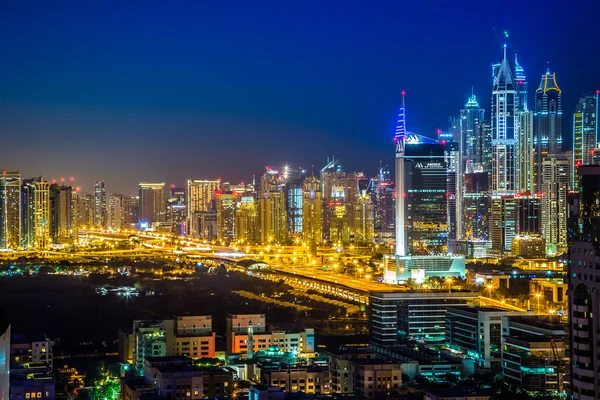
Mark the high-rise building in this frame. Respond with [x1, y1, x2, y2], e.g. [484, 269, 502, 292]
[354, 192, 374, 244]
[490, 194, 541, 254]
[518, 111, 534, 193]
[534, 70, 562, 192]
[572, 92, 599, 191]
[235, 190, 260, 244]
[106, 193, 122, 231]
[33, 180, 50, 250]
[491, 45, 518, 194]
[121, 196, 139, 229]
[460, 91, 486, 174]
[187, 180, 220, 237]
[286, 178, 303, 237]
[167, 186, 186, 236]
[0, 170, 21, 250]
[302, 176, 323, 244]
[445, 140, 459, 246]
[49, 184, 77, 244]
[567, 166, 600, 399]
[541, 154, 571, 255]
[462, 172, 490, 240]
[94, 180, 106, 228]
[474, 121, 493, 176]
[373, 165, 395, 236]
[21, 179, 37, 249]
[216, 191, 236, 243]
[513, 53, 528, 112]
[329, 201, 349, 244]
[138, 183, 166, 227]
[260, 170, 287, 243]
[78, 193, 95, 229]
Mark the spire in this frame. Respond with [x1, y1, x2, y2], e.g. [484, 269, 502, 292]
[465, 87, 480, 108]
[394, 90, 407, 139]
[503, 43, 507, 60]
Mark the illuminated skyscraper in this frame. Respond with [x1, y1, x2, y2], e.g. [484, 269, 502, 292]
[491, 45, 518, 194]
[329, 200, 349, 244]
[541, 154, 570, 255]
[460, 91, 485, 174]
[78, 193, 95, 229]
[187, 179, 220, 236]
[235, 190, 260, 244]
[0, 170, 21, 250]
[572, 92, 599, 191]
[491, 194, 541, 254]
[260, 170, 287, 243]
[354, 191, 374, 244]
[445, 140, 459, 246]
[121, 196, 139, 229]
[94, 180, 106, 228]
[21, 179, 36, 249]
[33, 180, 50, 250]
[533, 70, 562, 192]
[513, 53, 528, 113]
[106, 193, 122, 231]
[49, 184, 77, 244]
[302, 176, 323, 244]
[138, 183, 166, 227]
[167, 186, 186, 236]
[216, 191, 236, 243]
[286, 178, 303, 236]
[462, 172, 490, 240]
[518, 111, 534, 193]
[474, 121, 492, 176]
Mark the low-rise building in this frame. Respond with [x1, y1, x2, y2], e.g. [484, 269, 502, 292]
[9, 362, 55, 400]
[445, 307, 535, 369]
[328, 348, 376, 394]
[423, 388, 490, 400]
[253, 362, 329, 394]
[351, 358, 402, 399]
[10, 334, 54, 369]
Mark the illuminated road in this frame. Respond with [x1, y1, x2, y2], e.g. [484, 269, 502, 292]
[478, 296, 528, 312]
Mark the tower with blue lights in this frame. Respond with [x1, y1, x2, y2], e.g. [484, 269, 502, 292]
[491, 44, 518, 194]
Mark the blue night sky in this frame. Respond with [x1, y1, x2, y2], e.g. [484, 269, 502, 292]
[0, 0, 598, 194]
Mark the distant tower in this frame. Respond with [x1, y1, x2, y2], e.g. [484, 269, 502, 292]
[534, 69, 562, 192]
[0, 171, 21, 250]
[394, 91, 407, 256]
[94, 180, 106, 228]
[491, 45, 518, 194]
[460, 90, 485, 174]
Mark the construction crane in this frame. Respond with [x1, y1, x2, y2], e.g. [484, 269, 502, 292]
[550, 337, 566, 398]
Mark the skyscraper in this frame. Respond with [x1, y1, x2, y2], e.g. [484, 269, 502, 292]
[106, 193, 122, 231]
[0, 170, 21, 250]
[460, 91, 485, 174]
[121, 196, 139, 229]
[354, 191, 374, 244]
[94, 180, 106, 228]
[260, 170, 287, 243]
[138, 183, 166, 227]
[567, 166, 600, 399]
[541, 154, 571, 255]
[572, 92, 599, 191]
[491, 194, 541, 254]
[302, 176, 323, 244]
[491, 45, 518, 194]
[187, 179, 220, 236]
[167, 186, 186, 235]
[534, 70, 562, 192]
[518, 111, 534, 194]
[462, 172, 490, 241]
[33, 180, 50, 250]
[285, 178, 303, 237]
[235, 190, 260, 244]
[49, 184, 77, 245]
[216, 191, 236, 243]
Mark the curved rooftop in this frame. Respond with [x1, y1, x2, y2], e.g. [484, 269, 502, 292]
[536, 70, 561, 94]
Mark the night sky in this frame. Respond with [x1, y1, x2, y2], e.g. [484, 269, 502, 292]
[1, 0, 598, 194]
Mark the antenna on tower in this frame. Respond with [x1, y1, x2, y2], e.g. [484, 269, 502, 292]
[394, 90, 407, 140]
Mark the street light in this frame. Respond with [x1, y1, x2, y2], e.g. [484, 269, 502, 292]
[486, 284, 493, 298]
[535, 293, 542, 314]
[446, 277, 453, 293]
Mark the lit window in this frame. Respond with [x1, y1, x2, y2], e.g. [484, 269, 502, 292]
[26, 394, 31, 399]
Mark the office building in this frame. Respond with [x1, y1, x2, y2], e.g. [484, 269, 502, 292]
[328, 200, 349, 243]
[445, 140, 459, 246]
[216, 191, 236, 243]
[490, 194, 541, 254]
[373, 165, 395, 236]
[518, 111, 534, 193]
[502, 316, 566, 395]
[445, 307, 534, 369]
[541, 154, 571, 255]
[302, 176, 323, 244]
[253, 362, 329, 394]
[0, 309, 9, 400]
[259, 170, 287, 243]
[491, 45, 518, 194]
[235, 191, 260, 244]
[511, 234, 545, 258]
[121, 195, 139, 229]
[77, 193, 94, 229]
[21, 179, 36, 249]
[383, 254, 466, 283]
[138, 183, 166, 227]
[187, 180, 220, 237]
[533, 70, 562, 192]
[474, 121, 492, 175]
[0, 171, 21, 250]
[568, 165, 600, 399]
[572, 92, 599, 191]
[352, 359, 402, 398]
[370, 291, 479, 346]
[94, 180, 106, 228]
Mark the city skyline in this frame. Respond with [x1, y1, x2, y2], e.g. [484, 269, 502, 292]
[0, 1, 599, 193]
